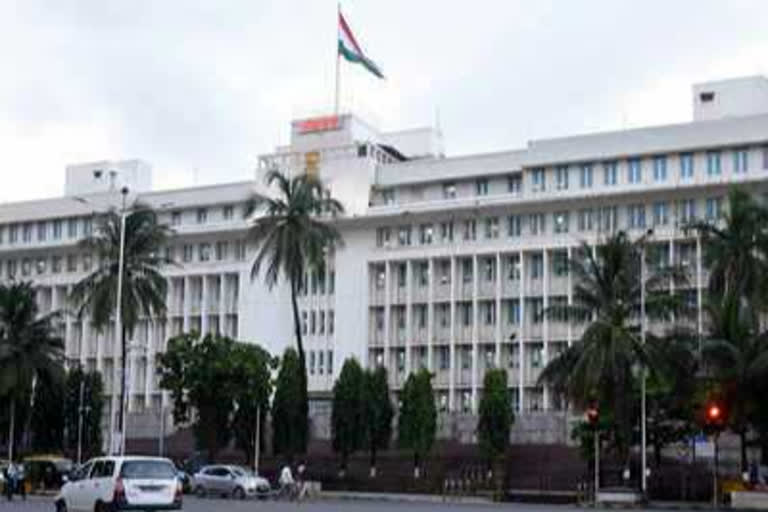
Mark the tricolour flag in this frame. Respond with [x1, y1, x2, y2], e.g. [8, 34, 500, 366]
[338, 11, 384, 79]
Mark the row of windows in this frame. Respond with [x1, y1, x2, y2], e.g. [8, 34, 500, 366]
[308, 349, 334, 376]
[378, 147, 768, 206]
[375, 196, 724, 248]
[297, 269, 336, 296]
[301, 309, 336, 336]
[171, 240, 247, 264]
[0, 203, 244, 247]
[385, 344, 553, 374]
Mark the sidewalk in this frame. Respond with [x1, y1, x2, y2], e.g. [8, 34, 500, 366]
[321, 490, 496, 505]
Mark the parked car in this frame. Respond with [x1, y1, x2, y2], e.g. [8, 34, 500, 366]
[55, 456, 182, 512]
[192, 465, 270, 499]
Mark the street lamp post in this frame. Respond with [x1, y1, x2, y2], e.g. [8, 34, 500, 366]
[640, 228, 653, 495]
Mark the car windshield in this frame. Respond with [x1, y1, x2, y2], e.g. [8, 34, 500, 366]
[55, 460, 73, 472]
[120, 460, 176, 479]
[233, 468, 252, 477]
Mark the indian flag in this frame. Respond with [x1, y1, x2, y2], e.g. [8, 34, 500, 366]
[338, 11, 384, 79]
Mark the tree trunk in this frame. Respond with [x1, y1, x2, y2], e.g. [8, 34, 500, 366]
[414, 452, 420, 479]
[290, 275, 309, 455]
[740, 430, 748, 472]
[118, 325, 127, 454]
[290, 276, 305, 363]
[7, 400, 15, 462]
[369, 446, 377, 478]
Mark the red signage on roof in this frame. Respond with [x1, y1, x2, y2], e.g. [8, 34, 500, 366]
[296, 115, 341, 134]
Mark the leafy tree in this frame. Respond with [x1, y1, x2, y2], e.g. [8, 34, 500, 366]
[538, 232, 684, 461]
[157, 333, 238, 461]
[0, 281, 64, 461]
[272, 348, 308, 459]
[70, 204, 172, 451]
[64, 368, 104, 460]
[363, 366, 393, 477]
[331, 358, 366, 473]
[398, 368, 437, 478]
[477, 369, 514, 463]
[245, 170, 344, 454]
[30, 370, 65, 453]
[231, 343, 273, 466]
[702, 292, 768, 470]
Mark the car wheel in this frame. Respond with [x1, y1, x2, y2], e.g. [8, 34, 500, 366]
[232, 486, 246, 500]
[55, 499, 68, 512]
[93, 501, 107, 512]
[195, 485, 206, 498]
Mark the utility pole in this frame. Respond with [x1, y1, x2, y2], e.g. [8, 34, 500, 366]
[254, 405, 261, 474]
[77, 379, 85, 465]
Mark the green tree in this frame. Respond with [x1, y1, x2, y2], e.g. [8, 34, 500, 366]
[70, 204, 172, 450]
[702, 292, 768, 471]
[363, 366, 393, 478]
[231, 343, 273, 466]
[64, 368, 104, 460]
[0, 281, 64, 462]
[398, 368, 437, 478]
[157, 333, 239, 461]
[245, 170, 344, 455]
[331, 358, 366, 473]
[30, 370, 65, 453]
[272, 348, 308, 460]
[538, 232, 683, 461]
[477, 369, 514, 463]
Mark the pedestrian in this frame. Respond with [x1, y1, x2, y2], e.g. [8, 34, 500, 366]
[3, 464, 12, 501]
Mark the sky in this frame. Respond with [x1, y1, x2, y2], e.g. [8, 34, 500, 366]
[2, 0, 768, 202]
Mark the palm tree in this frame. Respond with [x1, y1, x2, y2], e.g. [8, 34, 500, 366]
[688, 187, 768, 307]
[70, 204, 172, 451]
[539, 231, 684, 459]
[0, 281, 64, 462]
[702, 291, 768, 471]
[245, 169, 344, 364]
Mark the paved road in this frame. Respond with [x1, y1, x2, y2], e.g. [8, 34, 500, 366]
[0, 496, 583, 511]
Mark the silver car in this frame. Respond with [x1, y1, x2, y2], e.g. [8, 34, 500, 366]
[192, 465, 270, 499]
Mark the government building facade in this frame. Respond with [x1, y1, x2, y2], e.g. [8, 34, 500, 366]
[2, 75, 768, 446]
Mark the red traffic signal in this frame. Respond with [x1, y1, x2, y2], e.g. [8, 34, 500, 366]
[702, 399, 727, 430]
[585, 404, 599, 426]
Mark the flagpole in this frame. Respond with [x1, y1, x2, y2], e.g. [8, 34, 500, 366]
[334, 3, 341, 115]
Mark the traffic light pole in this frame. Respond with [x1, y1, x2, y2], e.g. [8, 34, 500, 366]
[713, 432, 719, 508]
[594, 430, 600, 504]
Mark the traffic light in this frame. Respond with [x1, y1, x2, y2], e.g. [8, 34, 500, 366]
[585, 403, 599, 427]
[702, 397, 727, 431]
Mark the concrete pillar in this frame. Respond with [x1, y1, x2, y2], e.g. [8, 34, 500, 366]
[518, 250, 525, 414]
[427, 258, 434, 373]
[494, 252, 502, 368]
[471, 254, 478, 413]
[542, 249, 550, 411]
[449, 256, 456, 411]
[183, 276, 191, 333]
[405, 261, 412, 374]
[201, 275, 209, 335]
[384, 262, 391, 370]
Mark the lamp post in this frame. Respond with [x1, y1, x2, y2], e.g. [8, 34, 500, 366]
[640, 228, 654, 495]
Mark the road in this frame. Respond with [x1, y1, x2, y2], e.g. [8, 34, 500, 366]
[0, 496, 686, 511]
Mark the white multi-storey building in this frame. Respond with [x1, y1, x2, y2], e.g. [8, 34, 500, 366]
[2, 76, 768, 445]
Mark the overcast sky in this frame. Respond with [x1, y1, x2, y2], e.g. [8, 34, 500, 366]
[3, 1, 768, 202]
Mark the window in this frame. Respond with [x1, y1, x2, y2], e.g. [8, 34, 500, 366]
[442, 182, 457, 199]
[67, 218, 78, 238]
[652, 201, 669, 226]
[66, 254, 77, 272]
[6, 260, 16, 279]
[530, 299, 544, 325]
[327, 350, 333, 375]
[183, 244, 193, 262]
[531, 168, 546, 192]
[22, 223, 32, 243]
[376, 227, 391, 248]
[653, 155, 667, 182]
[507, 300, 520, 325]
[397, 263, 406, 288]
[462, 259, 473, 283]
[507, 175, 522, 194]
[171, 211, 182, 226]
[438, 347, 449, 370]
[8, 225, 17, 244]
[678, 199, 696, 224]
[438, 303, 450, 327]
[53, 220, 62, 240]
[36, 221, 47, 241]
[680, 152, 694, 179]
[21, 258, 31, 276]
[555, 165, 569, 190]
[733, 148, 748, 174]
[381, 189, 395, 205]
[531, 253, 543, 279]
[507, 254, 520, 280]
[484, 217, 499, 239]
[603, 161, 617, 185]
[529, 213, 545, 235]
[553, 211, 569, 234]
[483, 258, 496, 282]
[577, 209, 594, 232]
[627, 204, 646, 229]
[707, 150, 722, 176]
[329, 310, 335, 334]
[235, 240, 247, 260]
[462, 219, 476, 241]
[197, 208, 208, 224]
[416, 262, 429, 286]
[396, 350, 405, 373]
[310, 311, 316, 334]
[419, 224, 433, 245]
[199, 243, 211, 262]
[52, 256, 62, 274]
[309, 351, 315, 374]
[475, 178, 489, 196]
[599, 206, 618, 233]
[82, 254, 92, 272]
[83, 218, 92, 236]
[223, 205, 234, 220]
[553, 251, 568, 277]
[580, 164, 593, 188]
[706, 197, 723, 221]
[397, 226, 412, 246]
[215, 241, 229, 260]
[628, 158, 642, 184]
[531, 344, 543, 367]
[319, 311, 325, 334]
[507, 215, 521, 237]
[416, 305, 427, 328]
[483, 301, 496, 325]
[439, 221, 454, 242]
[329, 271, 335, 294]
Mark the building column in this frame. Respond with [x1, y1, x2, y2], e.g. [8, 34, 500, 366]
[201, 275, 209, 335]
[566, 246, 573, 348]
[695, 235, 703, 348]
[518, 250, 525, 414]
[405, 261, 412, 375]
[669, 239, 676, 324]
[219, 274, 227, 337]
[383, 262, 392, 370]
[183, 276, 191, 333]
[542, 249, 550, 411]
[448, 256, 456, 411]
[471, 254, 479, 413]
[427, 259, 435, 373]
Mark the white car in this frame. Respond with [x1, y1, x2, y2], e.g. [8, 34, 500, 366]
[55, 456, 182, 512]
[192, 465, 270, 499]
